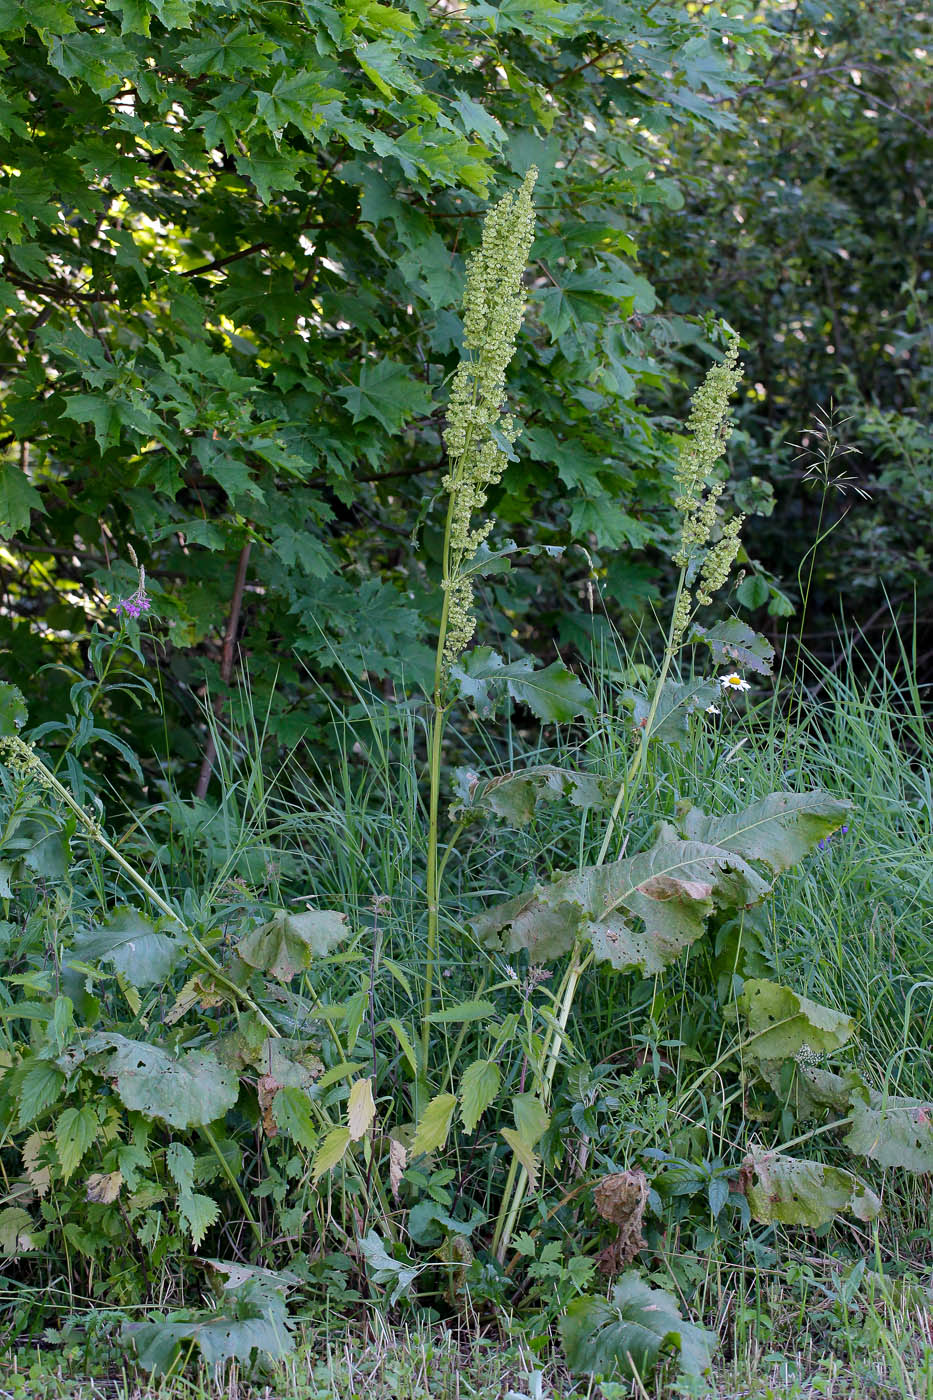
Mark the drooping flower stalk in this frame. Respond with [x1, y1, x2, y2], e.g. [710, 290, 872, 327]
[421, 170, 538, 1058]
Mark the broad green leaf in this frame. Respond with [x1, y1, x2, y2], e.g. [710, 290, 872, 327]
[236, 909, 348, 982]
[459, 1059, 500, 1134]
[0, 1206, 35, 1256]
[346, 1076, 376, 1141]
[357, 1229, 418, 1306]
[625, 678, 721, 745]
[312, 1125, 351, 1182]
[680, 792, 850, 874]
[179, 1192, 220, 1250]
[561, 1271, 716, 1380]
[741, 1151, 880, 1227]
[411, 1092, 457, 1157]
[425, 999, 496, 1024]
[758, 1061, 866, 1121]
[54, 1105, 98, 1182]
[0, 682, 27, 736]
[103, 1035, 237, 1128]
[692, 619, 775, 675]
[507, 660, 597, 724]
[453, 764, 608, 826]
[272, 1087, 318, 1152]
[0, 462, 45, 537]
[125, 1279, 294, 1373]
[473, 837, 767, 967]
[166, 1141, 196, 1196]
[73, 907, 182, 988]
[736, 980, 855, 1062]
[845, 1093, 933, 1173]
[336, 359, 432, 433]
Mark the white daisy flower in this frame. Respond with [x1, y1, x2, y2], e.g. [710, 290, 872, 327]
[706, 704, 721, 715]
[720, 673, 751, 692]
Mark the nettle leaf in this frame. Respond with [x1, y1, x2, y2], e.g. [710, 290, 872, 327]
[424, 998, 496, 1024]
[73, 907, 182, 988]
[236, 909, 348, 982]
[312, 1125, 351, 1182]
[336, 359, 432, 433]
[473, 837, 768, 967]
[741, 1151, 880, 1227]
[101, 1035, 237, 1128]
[459, 1058, 500, 1134]
[411, 1092, 457, 1157]
[272, 1086, 318, 1152]
[736, 980, 855, 1062]
[691, 619, 775, 676]
[561, 1271, 716, 1380]
[125, 1279, 294, 1374]
[0, 682, 27, 736]
[0, 1206, 36, 1257]
[845, 1093, 933, 1172]
[679, 792, 850, 875]
[346, 1076, 376, 1141]
[54, 1105, 98, 1182]
[625, 678, 721, 744]
[500, 1127, 542, 1190]
[14, 1059, 66, 1129]
[453, 764, 609, 826]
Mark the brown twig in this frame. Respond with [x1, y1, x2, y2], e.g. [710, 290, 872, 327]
[195, 540, 252, 798]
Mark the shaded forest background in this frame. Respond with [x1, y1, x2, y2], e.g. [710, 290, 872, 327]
[0, 0, 929, 780]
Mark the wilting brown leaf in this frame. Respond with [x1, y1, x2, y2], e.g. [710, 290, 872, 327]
[593, 1170, 648, 1273]
[86, 1170, 123, 1204]
[257, 1074, 283, 1137]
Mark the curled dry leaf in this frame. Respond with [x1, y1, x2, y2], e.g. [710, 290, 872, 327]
[86, 1170, 123, 1204]
[593, 1170, 648, 1273]
[257, 1074, 283, 1138]
[388, 1137, 407, 1202]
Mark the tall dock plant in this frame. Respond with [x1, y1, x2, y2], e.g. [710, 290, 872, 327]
[422, 169, 538, 1055]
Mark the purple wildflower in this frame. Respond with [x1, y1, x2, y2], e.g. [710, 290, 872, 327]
[818, 824, 850, 851]
[116, 562, 151, 621]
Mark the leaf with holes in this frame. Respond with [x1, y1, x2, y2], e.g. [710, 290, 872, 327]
[691, 619, 775, 675]
[102, 1035, 237, 1128]
[561, 1271, 716, 1380]
[272, 1087, 318, 1152]
[845, 1093, 933, 1173]
[736, 980, 855, 1062]
[236, 909, 348, 982]
[741, 1151, 880, 1226]
[679, 792, 850, 875]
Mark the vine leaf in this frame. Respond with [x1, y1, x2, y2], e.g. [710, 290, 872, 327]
[561, 1271, 716, 1380]
[740, 1151, 880, 1227]
[236, 909, 348, 982]
[845, 1093, 933, 1172]
[736, 980, 855, 1062]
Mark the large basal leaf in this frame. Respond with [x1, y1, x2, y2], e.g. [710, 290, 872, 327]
[758, 1061, 866, 1122]
[100, 1034, 238, 1129]
[845, 1093, 933, 1172]
[561, 1271, 716, 1380]
[624, 678, 721, 745]
[236, 909, 348, 982]
[736, 980, 855, 1062]
[452, 764, 609, 826]
[450, 647, 596, 722]
[679, 792, 850, 875]
[125, 1279, 294, 1374]
[741, 1151, 880, 1227]
[73, 907, 182, 988]
[473, 837, 769, 969]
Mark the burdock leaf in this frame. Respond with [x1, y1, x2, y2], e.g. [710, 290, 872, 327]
[236, 909, 348, 982]
[104, 1035, 237, 1128]
[453, 764, 609, 826]
[736, 980, 855, 1062]
[505, 660, 596, 724]
[845, 1094, 933, 1173]
[741, 1151, 880, 1227]
[679, 792, 850, 874]
[73, 907, 182, 988]
[561, 1271, 716, 1380]
[125, 1279, 294, 1374]
[625, 678, 721, 744]
[692, 618, 775, 675]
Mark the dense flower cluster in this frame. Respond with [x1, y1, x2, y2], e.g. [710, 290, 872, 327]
[116, 563, 151, 621]
[441, 168, 537, 667]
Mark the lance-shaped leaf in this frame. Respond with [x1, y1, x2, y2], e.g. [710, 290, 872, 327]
[741, 1151, 880, 1227]
[236, 909, 348, 983]
[845, 1093, 933, 1173]
[102, 1035, 237, 1129]
[452, 764, 609, 826]
[561, 1271, 716, 1380]
[346, 1076, 376, 1141]
[736, 980, 855, 1062]
[691, 618, 775, 676]
[679, 792, 850, 875]
[473, 838, 768, 969]
[73, 907, 183, 988]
